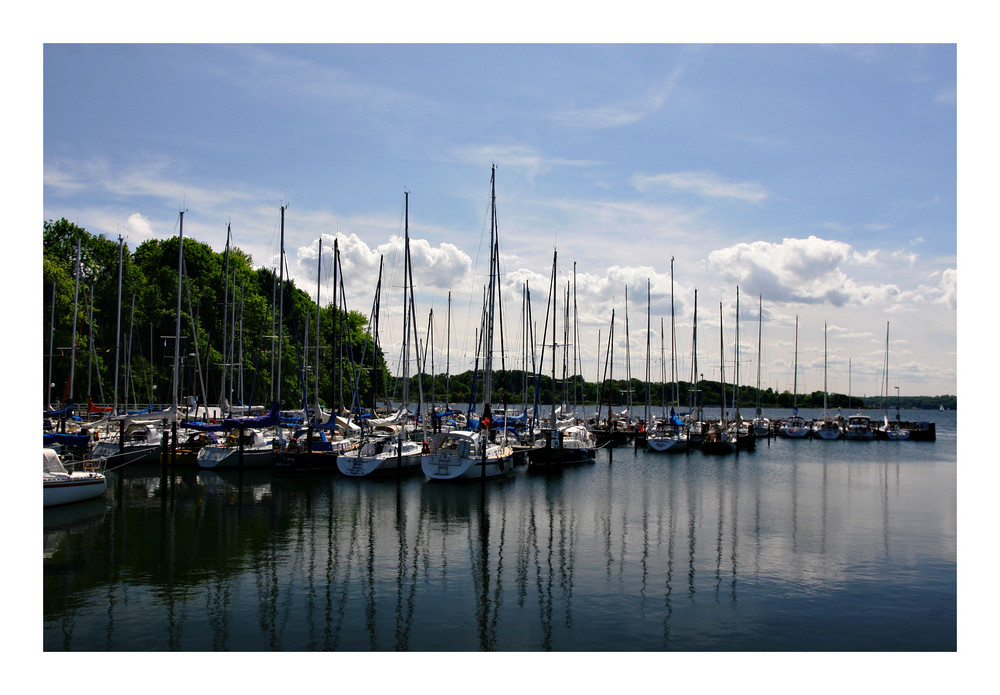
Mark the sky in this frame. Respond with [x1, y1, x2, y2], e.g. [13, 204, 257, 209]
[39, 42, 958, 399]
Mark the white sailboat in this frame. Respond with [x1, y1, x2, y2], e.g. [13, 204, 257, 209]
[779, 315, 810, 438]
[44, 448, 107, 507]
[752, 295, 772, 437]
[813, 321, 842, 440]
[423, 166, 514, 481]
[879, 323, 910, 440]
[340, 191, 423, 476]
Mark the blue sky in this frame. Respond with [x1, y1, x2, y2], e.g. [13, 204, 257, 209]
[41, 42, 957, 399]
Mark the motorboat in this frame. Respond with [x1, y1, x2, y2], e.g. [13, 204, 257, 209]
[844, 414, 875, 440]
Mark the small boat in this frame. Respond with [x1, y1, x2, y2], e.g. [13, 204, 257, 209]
[92, 422, 164, 464]
[338, 428, 424, 477]
[160, 431, 219, 466]
[701, 423, 737, 455]
[43, 448, 107, 507]
[527, 425, 597, 468]
[274, 427, 357, 473]
[197, 428, 275, 469]
[421, 429, 514, 481]
[844, 414, 875, 440]
[813, 418, 843, 440]
[780, 316, 810, 439]
[646, 416, 689, 453]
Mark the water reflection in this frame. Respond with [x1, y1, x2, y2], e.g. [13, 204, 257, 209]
[42, 420, 957, 651]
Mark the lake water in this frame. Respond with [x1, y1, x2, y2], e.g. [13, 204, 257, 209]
[42, 408, 956, 651]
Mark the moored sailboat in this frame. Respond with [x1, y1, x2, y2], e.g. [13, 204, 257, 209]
[423, 166, 514, 481]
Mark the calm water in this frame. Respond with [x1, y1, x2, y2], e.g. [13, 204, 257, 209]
[43, 409, 956, 651]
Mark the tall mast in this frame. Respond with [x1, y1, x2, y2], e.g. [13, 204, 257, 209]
[734, 287, 740, 421]
[315, 237, 322, 413]
[69, 238, 81, 404]
[113, 235, 124, 414]
[402, 192, 411, 411]
[219, 223, 230, 409]
[823, 321, 828, 417]
[276, 205, 286, 408]
[719, 302, 725, 425]
[670, 257, 677, 407]
[484, 166, 497, 413]
[792, 315, 799, 412]
[644, 278, 651, 426]
[47, 280, 57, 409]
[172, 211, 185, 415]
[755, 295, 763, 418]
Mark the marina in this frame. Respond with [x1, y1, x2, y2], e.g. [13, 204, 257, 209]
[43, 407, 955, 651]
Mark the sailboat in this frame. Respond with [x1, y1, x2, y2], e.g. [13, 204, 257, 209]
[813, 321, 842, 440]
[527, 250, 596, 468]
[702, 302, 736, 454]
[879, 322, 910, 440]
[779, 315, 810, 438]
[340, 192, 423, 476]
[647, 258, 689, 453]
[423, 166, 515, 481]
[752, 295, 772, 437]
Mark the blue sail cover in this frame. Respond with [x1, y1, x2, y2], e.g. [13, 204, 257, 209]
[43, 432, 91, 448]
[180, 403, 281, 431]
[44, 403, 75, 418]
[670, 414, 687, 427]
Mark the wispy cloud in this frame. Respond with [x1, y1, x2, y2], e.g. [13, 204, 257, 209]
[631, 171, 769, 203]
[551, 68, 682, 129]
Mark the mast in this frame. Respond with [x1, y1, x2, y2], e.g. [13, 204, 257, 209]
[483, 166, 497, 420]
[446, 291, 452, 407]
[112, 235, 124, 414]
[823, 321, 829, 418]
[734, 286, 740, 422]
[219, 224, 230, 409]
[315, 237, 322, 414]
[47, 280, 57, 409]
[719, 302, 725, 426]
[69, 238, 81, 405]
[755, 295, 763, 418]
[644, 278, 651, 427]
[402, 191, 411, 413]
[791, 315, 799, 413]
[691, 289, 698, 419]
[276, 205, 286, 409]
[171, 212, 185, 416]
[670, 257, 677, 407]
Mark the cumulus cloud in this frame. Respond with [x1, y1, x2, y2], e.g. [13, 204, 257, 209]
[708, 236, 905, 307]
[631, 171, 769, 203]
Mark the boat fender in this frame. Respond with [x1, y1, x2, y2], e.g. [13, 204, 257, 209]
[92, 431, 100, 441]
[422, 441, 430, 455]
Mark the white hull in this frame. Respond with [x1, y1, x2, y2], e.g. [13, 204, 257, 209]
[197, 445, 274, 469]
[44, 474, 108, 506]
[780, 426, 810, 438]
[422, 450, 513, 480]
[338, 441, 423, 476]
[813, 425, 842, 440]
[92, 441, 162, 463]
[646, 436, 688, 452]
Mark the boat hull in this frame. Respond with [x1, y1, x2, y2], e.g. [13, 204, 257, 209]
[197, 446, 275, 469]
[422, 447, 514, 481]
[646, 436, 688, 453]
[338, 442, 424, 477]
[44, 474, 107, 507]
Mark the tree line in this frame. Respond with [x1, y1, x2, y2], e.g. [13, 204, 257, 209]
[44, 218, 957, 415]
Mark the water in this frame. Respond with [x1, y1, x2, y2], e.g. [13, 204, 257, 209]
[42, 409, 956, 651]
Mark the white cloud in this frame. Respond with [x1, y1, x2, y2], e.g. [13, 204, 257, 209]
[708, 236, 905, 307]
[631, 171, 769, 203]
[551, 69, 681, 129]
